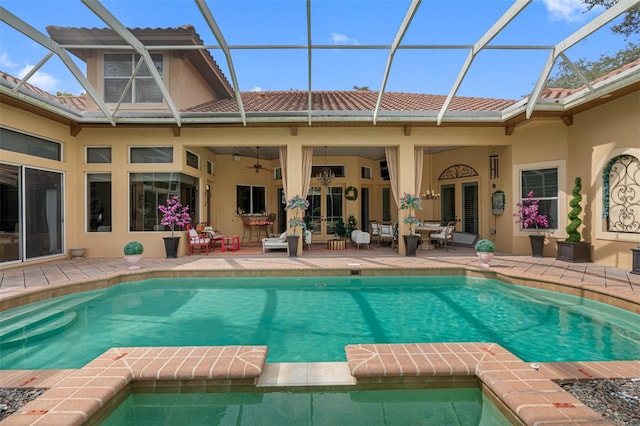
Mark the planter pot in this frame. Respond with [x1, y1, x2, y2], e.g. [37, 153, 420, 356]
[403, 234, 420, 257]
[477, 252, 494, 268]
[69, 247, 86, 259]
[556, 241, 591, 263]
[287, 235, 300, 257]
[529, 235, 545, 258]
[163, 236, 181, 258]
[632, 248, 640, 275]
[124, 254, 142, 270]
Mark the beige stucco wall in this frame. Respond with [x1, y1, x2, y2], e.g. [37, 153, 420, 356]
[1, 89, 638, 267]
[568, 91, 640, 269]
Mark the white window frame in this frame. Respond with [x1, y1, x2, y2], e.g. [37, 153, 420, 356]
[207, 160, 214, 175]
[512, 160, 566, 238]
[361, 166, 372, 180]
[85, 146, 112, 164]
[595, 146, 640, 244]
[186, 150, 200, 170]
[103, 53, 164, 104]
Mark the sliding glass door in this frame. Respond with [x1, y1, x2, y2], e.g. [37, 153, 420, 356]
[0, 164, 64, 264]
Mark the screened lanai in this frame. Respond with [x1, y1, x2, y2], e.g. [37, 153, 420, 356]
[1, 0, 638, 127]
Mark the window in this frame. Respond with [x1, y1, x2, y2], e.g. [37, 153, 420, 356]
[0, 127, 61, 161]
[104, 53, 163, 103]
[130, 147, 173, 164]
[382, 187, 391, 222]
[207, 160, 214, 175]
[604, 155, 640, 234]
[129, 173, 197, 231]
[237, 185, 266, 214]
[361, 166, 372, 179]
[311, 165, 345, 178]
[87, 174, 112, 232]
[274, 167, 282, 180]
[519, 168, 558, 230]
[186, 150, 199, 169]
[86, 147, 112, 164]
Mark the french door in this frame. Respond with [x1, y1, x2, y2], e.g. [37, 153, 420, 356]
[440, 181, 478, 234]
[306, 186, 343, 239]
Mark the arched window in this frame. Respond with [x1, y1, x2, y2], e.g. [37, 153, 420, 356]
[603, 155, 640, 233]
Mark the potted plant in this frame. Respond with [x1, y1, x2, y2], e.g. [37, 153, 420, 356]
[475, 239, 495, 268]
[631, 245, 640, 275]
[399, 192, 422, 256]
[158, 195, 191, 258]
[285, 195, 310, 257]
[513, 191, 549, 257]
[123, 241, 143, 270]
[557, 177, 591, 263]
[345, 215, 358, 237]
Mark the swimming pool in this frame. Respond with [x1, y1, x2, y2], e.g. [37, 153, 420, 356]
[101, 388, 511, 426]
[1, 275, 639, 369]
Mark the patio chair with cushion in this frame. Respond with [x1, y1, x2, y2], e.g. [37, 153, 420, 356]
[262, 231, 288, 253]
[431, 221, 456, 251]
[351, 230, 371, 250]
[188, 228, 211, 255]
[378, 224, 394, 246]
[369, 221, 380, 245]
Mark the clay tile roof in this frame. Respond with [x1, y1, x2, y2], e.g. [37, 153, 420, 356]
[185, 91, 517, 113]
[0, 70, 86, 112]
[540, 57, 640, 99]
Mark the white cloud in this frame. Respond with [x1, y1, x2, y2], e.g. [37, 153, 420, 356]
[18, 65, 60, 93]
[331, 32, 360, 45]
[0, 51, 19, 69]
[542, 0, 589, 22]
[250, 86, 263, 92]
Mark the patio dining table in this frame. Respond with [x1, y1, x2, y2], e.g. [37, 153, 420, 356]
[415, 224, 444, 250]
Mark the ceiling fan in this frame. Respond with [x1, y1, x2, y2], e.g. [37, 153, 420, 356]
[248, 146, 272, 173]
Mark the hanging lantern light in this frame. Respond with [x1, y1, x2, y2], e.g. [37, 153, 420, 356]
[316, 146, 335, 187]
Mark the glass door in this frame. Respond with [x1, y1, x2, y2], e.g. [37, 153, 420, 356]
[462, 182, 478, 234]
[306, 186, 343, 239]
[25, 167, 63, 259]
[0, 163, 21, 263]
[440, 184, 456, 226]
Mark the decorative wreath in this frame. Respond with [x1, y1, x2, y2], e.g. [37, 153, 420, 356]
[345, 186, 358, 201]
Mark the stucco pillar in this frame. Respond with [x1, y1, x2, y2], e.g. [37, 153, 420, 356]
[285, 142, 305, 255]
[397, 143, 417, 256]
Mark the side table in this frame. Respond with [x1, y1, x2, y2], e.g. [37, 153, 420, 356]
[326, 239, 347, 250]
[222, 235, 241, 252]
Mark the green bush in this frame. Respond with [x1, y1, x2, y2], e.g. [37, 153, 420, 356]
[474, 239, 495, 253]
[123, 241, 144, 255]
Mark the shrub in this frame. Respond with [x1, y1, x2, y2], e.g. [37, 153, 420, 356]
[123, 241, 144, 255]
[565, 177, 583, 243]
[475, 239, 495, 253]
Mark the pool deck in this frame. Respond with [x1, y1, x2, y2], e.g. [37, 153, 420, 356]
[1, 248, 639, 425]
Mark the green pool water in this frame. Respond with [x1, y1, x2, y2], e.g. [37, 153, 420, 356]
[100, 388, 511, 426]
[1, 275, 639, 369]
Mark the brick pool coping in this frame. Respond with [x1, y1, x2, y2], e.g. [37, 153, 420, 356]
[2, 343, 639, 425]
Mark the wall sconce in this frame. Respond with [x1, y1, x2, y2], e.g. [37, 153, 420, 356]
[489, 148, 499, 180]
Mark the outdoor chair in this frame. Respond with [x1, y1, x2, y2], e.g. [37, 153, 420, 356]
[304, 229, 312, 251]
[378, 224, 394, 246]
[369, 222, 380, 245]
[187, 228, 211, 255]
[262, 231, 288, 253]
[351, 230, 371, 250]
[431, 221, 456, 251]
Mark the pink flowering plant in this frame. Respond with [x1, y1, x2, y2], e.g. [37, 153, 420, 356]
[158, 195, 191, 237]
[513, 191, 549, 234]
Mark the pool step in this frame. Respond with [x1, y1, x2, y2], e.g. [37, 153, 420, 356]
[0, 292, 103, 343]
[0, 311, 77, 348]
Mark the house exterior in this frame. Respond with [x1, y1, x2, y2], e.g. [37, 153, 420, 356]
[0, 25, 639, 269]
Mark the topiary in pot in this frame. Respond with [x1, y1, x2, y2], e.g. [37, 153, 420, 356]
[123, 241, 144, 270]
[565, 177, 583, 243]
[475, 239, 495, 268]
[557, 177, 591, 262]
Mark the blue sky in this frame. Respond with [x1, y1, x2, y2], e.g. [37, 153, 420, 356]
[0, 0, 636, 100]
